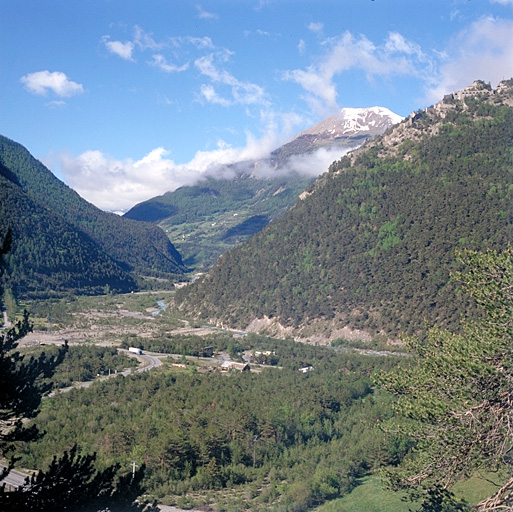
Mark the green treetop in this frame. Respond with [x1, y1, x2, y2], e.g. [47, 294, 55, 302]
[376, 248, 513, 511]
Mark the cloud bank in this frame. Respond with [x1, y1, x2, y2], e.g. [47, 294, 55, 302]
[52, 128, 285, 211]
[52, 138, 354, 212]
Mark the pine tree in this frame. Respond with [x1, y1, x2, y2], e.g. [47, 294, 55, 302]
[0, 230, 155, 511]
[376, 248, 513, 511]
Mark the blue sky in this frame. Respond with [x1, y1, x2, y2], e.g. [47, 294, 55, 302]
[2, 0, 513, 211]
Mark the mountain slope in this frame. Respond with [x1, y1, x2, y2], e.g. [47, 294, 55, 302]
[126, 172, 314, 268]
[125, 106, 402, 269]
[177, 80, 513, 342]
[0, 171, 136, 296]
[0, 135, 186, 297]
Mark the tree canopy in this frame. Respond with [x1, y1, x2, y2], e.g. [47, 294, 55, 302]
[0, 231, 153, 512]
[376, 248, 513, 511]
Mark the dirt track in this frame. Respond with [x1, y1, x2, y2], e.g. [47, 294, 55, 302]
[19, 325, 222, 348]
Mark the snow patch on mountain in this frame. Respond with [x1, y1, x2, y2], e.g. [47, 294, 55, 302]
[296, 106, 403, 140]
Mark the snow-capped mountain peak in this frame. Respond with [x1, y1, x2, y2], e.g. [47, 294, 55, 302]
[270, 105, 403, 167]
[297, 106, 403, 139]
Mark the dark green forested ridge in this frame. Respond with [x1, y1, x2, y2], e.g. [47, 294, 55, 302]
[0, 135, 186, 297]
[177, 80, 513, 340]
[0, 173, 137, 297]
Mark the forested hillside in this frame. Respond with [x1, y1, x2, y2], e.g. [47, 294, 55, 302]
[0, 174, 136, 296]
[177, 80, 513, 341]
[125, 172, 313, 268]
[20, 337, 404, 510]
[125, 107, 400, 269]
[0, 136, 187, 297]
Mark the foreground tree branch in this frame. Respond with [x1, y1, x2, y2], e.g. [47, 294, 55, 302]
[477, 476, 513, 512]
[0, 230, 155, 511]
[376, 248, 513, 510]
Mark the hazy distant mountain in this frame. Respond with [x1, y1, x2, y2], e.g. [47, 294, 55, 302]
[125, 106, 402, 269]
[177, 80, 513, 342]
[0, 135, 186, 298]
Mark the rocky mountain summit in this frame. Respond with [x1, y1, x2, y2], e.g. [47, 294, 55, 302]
[351, 79, 513, 163]
[271, 106, 402, 165]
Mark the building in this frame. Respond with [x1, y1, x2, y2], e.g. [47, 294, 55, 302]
[220, 361, 250, 372]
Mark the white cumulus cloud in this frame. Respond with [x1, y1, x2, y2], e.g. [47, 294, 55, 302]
[133, 25, 164, 51]
[424, 17, 513, 103]
[20, 71, 84, 97]
[385, 32, 424, 58]
[284, 31, 432, 116]
[102, 36, 135, 60]
[199, 84, 231, 106]
[54, 148, 198, 212]
[281, 147, 353, 177]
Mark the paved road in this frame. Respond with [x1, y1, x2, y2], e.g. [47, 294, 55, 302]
[0, 465, 31, 490]
[123, 350, 163, 373]
[49, 350, 166, 396]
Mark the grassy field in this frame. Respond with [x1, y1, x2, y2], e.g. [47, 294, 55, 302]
[451, 471, 507, 507]
[314, 476, 413, 512]
[314, 470, 508, 512]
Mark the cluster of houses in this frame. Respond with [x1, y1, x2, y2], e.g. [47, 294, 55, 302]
[191, 346, 315, 374]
